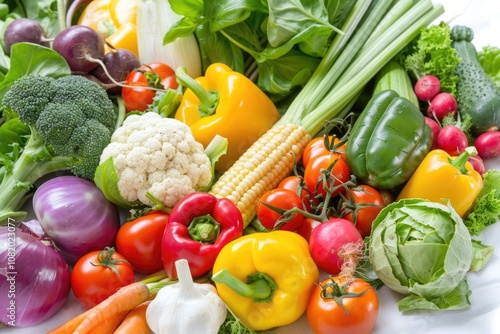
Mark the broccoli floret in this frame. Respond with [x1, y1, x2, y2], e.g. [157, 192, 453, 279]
[50, 75, 117, 132]
[2, 75, 57, 124]
[0, 74, 118, 223]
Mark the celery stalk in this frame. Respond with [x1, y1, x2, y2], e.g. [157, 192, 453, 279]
[300, 2, 444, 135]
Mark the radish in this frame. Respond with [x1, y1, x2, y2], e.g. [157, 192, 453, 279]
[3, 18, 51, 55]
[309, 218, 363, 276]
[414, 75, 441, 101]
[427, 92, 458, 121]
[474, 130, 500, 159]
[468, 155, 486, 176]
[437, 125, 468, 156]
[424, 116, 441, 149]
[52, 25, 105, 73]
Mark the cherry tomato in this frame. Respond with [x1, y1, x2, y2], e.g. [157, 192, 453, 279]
[342, 185, 385, 238]
[309, 218, 363, 275]
[71, 247, 135, 309]
[307, 276, 379, 334]
[257, 188, 304, 231]
[297, 217, 322, 242]
[304, 154, 350, 198]
[122, 62, 178, 112]
[116, 210, 169, 274]
[302, 136, 347, 167]
[277, 175, 317, 212]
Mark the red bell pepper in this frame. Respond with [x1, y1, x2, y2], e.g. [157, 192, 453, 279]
[162, 192, 244, 279]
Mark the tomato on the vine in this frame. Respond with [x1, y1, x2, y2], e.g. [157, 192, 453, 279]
[116, 210, 169, 274]
[122, 62, 178, 112]
[71, 247, 135, 309]
[342, 184, 385, 238]
[297, 217, 322, 242]
[304, 154, 350, 198]
[302, 136, 347, 167]
[307, 276, 379, 334]
[257, 188, 304, 231]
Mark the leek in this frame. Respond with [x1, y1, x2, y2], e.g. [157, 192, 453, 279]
[136, 0, 202, 77]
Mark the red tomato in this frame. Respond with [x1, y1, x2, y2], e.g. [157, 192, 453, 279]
[122, 62, 178, 112]
[302, 136, 347, 167]
[71, 247, 135, 309]
[257, 188, 304, 231]
[277, 175, 317, 212]
[309, 218, 363, 275]
[297, 217, 322, 242]
[307, 276, 379, 334]
[342, 185, 385, 238]
[304, 154, 350, 198]
[116, 210, 169, 274]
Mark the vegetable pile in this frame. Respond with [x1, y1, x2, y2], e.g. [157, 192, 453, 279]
[1, 0, 500, 333]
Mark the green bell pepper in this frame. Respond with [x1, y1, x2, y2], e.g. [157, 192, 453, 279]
[346, 89, 432, 189]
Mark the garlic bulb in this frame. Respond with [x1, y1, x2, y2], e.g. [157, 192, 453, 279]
[146, 259, 227, 334]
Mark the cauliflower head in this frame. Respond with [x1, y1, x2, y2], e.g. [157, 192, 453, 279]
[98, 112, 212, 209]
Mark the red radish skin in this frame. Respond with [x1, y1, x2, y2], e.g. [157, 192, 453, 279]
[309, 218, 363, 276]
[427, 92, 458, 121]
[437, 125, 468, 156]
[468, 155, 486, 176]
[474, 130, 500, 159]
[424, 116, 441, 149]
[414, 75, 441, 101]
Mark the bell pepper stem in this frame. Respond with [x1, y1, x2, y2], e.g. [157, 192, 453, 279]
[175, 66, 219, 117]
[188, 214, 220, 243]
[212, 269, 277, 303]
[449, 146, 477, 174]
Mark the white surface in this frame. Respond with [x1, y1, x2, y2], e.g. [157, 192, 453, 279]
[3, 1, 500, 333]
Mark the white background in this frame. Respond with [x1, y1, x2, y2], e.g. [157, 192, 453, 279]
[3, 1, 500, 333]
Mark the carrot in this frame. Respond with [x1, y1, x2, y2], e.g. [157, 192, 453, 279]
[47, 309, 91, 334]
[73, 282, 151, 334]
[88, 311, 129, 334]
[112, 300, 151, 334]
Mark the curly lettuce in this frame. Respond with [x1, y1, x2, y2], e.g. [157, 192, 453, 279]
[397, 22, 460, 95]
[464, 169, 500, 236]
[478, 45, 500, 89]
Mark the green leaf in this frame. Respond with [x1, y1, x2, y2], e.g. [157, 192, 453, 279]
[398, 280, 472, 312]
[470, 239, 495, 272]
[256, 49, 320, 95]
[93, 156, 141, 209]
[0, 43, 70, 99]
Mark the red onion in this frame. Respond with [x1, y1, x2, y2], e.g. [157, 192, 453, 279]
[0, 226, 71, 327]
[33, 176, 120, 263]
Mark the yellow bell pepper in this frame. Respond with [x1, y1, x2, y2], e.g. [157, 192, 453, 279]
[174, 63, 281, 171]
[77, 0, 139, 56]
[397, 147, 483, 217]
[211, 230, 319, 331]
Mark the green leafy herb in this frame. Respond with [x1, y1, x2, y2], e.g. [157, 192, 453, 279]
[478, 45, 500, 89]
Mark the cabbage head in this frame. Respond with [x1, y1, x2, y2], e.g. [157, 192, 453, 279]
[369, 198, 474, 311]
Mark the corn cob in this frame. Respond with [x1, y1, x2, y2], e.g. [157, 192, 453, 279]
[209, 123, 311, 226]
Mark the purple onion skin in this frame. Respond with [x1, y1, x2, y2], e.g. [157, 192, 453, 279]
[33, 176, 120, 264]
[0, 226, 71, 327]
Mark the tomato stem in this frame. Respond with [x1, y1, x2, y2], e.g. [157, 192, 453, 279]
[91, 247, 131, 280]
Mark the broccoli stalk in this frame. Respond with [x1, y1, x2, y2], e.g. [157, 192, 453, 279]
[0, 74, 118, 224]
[0, 124, 71, 222]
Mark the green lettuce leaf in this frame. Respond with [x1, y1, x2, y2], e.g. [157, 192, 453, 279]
[464, 170, 500, 236]
[478, 45, 500, 89]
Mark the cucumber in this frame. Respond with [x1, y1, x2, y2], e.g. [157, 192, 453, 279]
[451, 25, 500, 135]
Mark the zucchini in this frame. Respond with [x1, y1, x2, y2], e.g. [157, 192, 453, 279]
[451, 25, 500, 135]
[373, 60, 420, 108]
